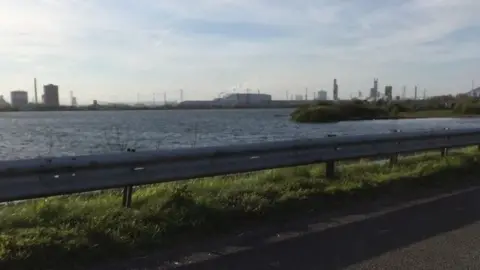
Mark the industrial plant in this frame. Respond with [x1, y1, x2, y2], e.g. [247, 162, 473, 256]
[42, 84, 60, 107]
[10, 90, 28, 108]
[0, 78, 81, 110]
[1, 76, 476, 111]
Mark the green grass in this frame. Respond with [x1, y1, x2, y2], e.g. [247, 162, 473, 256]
[2, 148, 480, 269]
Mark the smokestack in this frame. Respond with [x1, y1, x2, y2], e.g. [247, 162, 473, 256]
[34, 78, 38, 104]
[333, 79, 339, 101]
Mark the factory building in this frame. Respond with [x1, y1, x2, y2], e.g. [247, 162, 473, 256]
[220, 93, 271, 104]
[467, 87, 480, 97]
[370, 78, 379, 101]
[0, 95, 10, 109]
[384, 86, 393, 101]
[10, 90, 28, 108]
[43, 84, 60, 107]
[317, 90, 328, 100]
[179, 93, 272, 108]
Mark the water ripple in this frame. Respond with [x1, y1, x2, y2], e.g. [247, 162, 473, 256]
[0, 109, 478, 160]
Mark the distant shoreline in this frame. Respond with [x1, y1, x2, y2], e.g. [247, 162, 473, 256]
[0, 105, 302, 112]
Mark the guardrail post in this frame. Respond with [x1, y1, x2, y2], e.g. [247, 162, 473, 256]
[388, 130, 400, 167]
[121, 148, 136, 208]
[324, 134, 337, 179]
[325, 161, 335, 178]
[122, 185, 133, 208]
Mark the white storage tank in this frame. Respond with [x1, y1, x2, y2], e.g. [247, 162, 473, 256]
[10, 90, 28, 108]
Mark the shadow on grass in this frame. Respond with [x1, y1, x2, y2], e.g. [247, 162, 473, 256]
[80, 157, 480, 270]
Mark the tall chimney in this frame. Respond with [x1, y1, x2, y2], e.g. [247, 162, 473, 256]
[34, 78, 38, 104]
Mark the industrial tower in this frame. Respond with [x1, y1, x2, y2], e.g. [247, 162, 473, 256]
[370, 78, 379, 101]
[333, 79, 339, 101]
[34, 78, 38, 104]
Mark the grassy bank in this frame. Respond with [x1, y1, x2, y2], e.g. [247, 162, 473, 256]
[291, 102, 390, 123]
[2, 149, 480, 269]
[290, 100, 480, 123]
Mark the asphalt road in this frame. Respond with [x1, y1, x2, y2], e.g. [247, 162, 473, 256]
[94, 185, 480, 270]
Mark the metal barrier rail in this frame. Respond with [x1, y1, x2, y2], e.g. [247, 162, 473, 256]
[1, 128, 480, 207]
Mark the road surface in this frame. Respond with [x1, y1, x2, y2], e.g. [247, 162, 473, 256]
[93, 184, 480, 270]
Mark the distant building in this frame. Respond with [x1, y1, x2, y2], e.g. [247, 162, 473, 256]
[295, 95, 303, 101]
[10, 90, 28, 108]
[370, 78, 379, 101]
[384, 86, 393, 101]
[43, 84, 60, 107]
[221, 93, 271, 104]
[213, 93, 272, 106]
[0, 95, 10, 109]
[467, 87, 480, 97]
[317, 90, 328, 100]
[178, 93, 273, 108]
[178, 100, 214, 108]
[370, 88, 376, 99]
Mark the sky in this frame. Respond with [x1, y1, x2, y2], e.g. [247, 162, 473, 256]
[1, 0, 480, 104]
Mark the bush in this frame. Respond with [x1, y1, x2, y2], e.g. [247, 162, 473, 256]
[454, 102, 480, 115]
[387, 103, 411, 113]
[291, 103, 389, 123]
[389, 106, 400, 117]
[316, 100, 333, 106]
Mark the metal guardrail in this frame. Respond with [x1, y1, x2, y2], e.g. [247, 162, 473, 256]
[1, 128, 480, 207]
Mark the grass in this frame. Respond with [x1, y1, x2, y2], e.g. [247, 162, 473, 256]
[291, 103, 389, 123]
[291, 102, 479, 123]
[1, 148, 480, 269]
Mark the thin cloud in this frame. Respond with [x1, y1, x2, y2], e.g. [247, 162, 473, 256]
[0, 0, 479, 102]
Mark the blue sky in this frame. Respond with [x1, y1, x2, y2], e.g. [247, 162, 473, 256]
[1, 0, 480, 104]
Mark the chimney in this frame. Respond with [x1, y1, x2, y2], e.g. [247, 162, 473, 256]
[34, 78, 38, 104]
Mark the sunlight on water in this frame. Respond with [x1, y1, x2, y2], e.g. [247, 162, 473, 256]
[0, 109, 477, 160]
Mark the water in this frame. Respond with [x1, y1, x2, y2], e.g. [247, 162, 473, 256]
[0, 109, 479, 160]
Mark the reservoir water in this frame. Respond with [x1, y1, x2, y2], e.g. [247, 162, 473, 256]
[0, 109, 478, 160]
